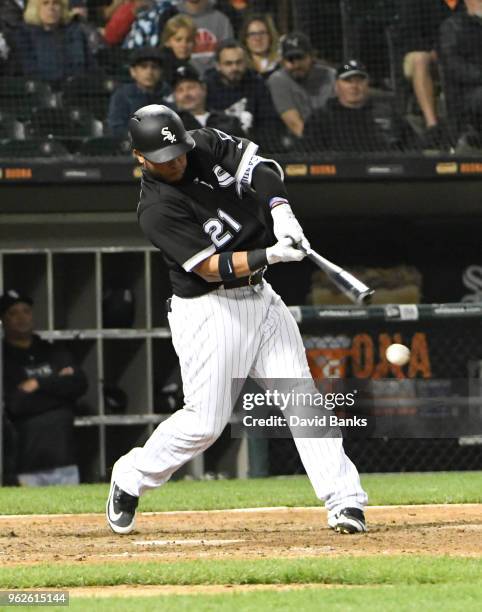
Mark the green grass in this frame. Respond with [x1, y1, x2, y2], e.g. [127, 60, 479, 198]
[34, 584, 482, 612]
[0, 556, 480, 589]
[0, 472, 481, 515]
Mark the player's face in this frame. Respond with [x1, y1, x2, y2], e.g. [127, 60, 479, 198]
[3, 302, 34, 338]
[283, 54, 312, 80]
[245, 20, 271, 55]
[165, 27, 195, 60]
[136, 152, 188, 183]
[38, 0, 62, 28]
[174, 80, 206, 113]
[217, 48, 247, 84]
[336, 75, 369, 108]
[130, 60, 162, 90]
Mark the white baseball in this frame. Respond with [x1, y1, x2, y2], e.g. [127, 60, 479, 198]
[385, 343, 411, 366]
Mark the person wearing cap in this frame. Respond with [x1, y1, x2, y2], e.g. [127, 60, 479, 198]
[105, 104, 368, 536]
[303, 60, 420, 154]
[172, 63, 244, 135]
[107, 45, 170, 137]
[267, 31, 336, 138]
[0, 290, 88, 486]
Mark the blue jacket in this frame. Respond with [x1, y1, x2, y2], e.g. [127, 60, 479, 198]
[13, 22, 95, 84]
[107, 82, 170, 137]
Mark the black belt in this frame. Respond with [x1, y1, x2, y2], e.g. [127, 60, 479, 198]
[165, 268, 266, 312]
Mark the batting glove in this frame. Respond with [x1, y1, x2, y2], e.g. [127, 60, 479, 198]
[266, 237, 307, 264]
[271, 203, 310, 249]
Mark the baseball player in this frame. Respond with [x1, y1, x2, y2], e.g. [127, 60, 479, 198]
[106, 104, 368, 535]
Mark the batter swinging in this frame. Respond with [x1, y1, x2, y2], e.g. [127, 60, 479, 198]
[106, 105, 368, 535]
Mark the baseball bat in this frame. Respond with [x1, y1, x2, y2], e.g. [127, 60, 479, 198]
[298, 244, 375, 305]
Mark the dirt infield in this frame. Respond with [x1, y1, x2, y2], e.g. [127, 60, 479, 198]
[1, 504, 481, 567]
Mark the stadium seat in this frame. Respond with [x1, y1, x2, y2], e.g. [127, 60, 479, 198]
[0, 111, 26, 141]
[28, 107, 103, 138]
[96, 48, 131, 83]
[0, 138, 70, 158]
[0, 77, 59, 120]
[27, 108, 71, 139]
[62, 74, 119, 120]
[78, 136, 131, 157]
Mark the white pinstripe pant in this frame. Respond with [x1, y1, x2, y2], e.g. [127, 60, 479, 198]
[115, 282, 367, 514]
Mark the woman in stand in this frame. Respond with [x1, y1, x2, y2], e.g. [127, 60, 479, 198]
[160, 13, 197, 85]
[14, 0, 95, 86]
[239, 12, 279, 79]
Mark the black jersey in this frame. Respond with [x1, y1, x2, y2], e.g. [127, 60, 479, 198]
[137, 128, 283, 298]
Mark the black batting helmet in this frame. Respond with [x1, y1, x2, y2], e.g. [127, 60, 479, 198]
[128, 104, 195, 163]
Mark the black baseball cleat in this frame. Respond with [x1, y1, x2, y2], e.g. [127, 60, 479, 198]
[328, 508, 367, 534]
[106, 481, 139, 534]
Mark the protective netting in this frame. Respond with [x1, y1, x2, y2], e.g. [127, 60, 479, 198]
[269, 312, 482, 474]
[1, 1, 480, 158]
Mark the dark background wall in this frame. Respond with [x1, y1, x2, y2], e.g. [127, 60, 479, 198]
[1, 177, 481, 305]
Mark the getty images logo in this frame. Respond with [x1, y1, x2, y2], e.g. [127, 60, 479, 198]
[162, 127, 177, 143]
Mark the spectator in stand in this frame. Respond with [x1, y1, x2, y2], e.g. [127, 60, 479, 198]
[122, 0, 178, 49]
[69, 0, 106, 56]
[13, 0, 96, 86]
[239, 12, 280, 79]
[267, 32, 336, 138]
[178, 0, 234, 74]
[398, 0, 461, 142]
[303, 60, 420, 154]
[107, 46, 169, 136]
[160, 13, 197, 85]
[172, 63, 243, 134]
[440, 0, 482, 142]
[103, 0, 127, 21]
[1, 290, 88, 486]
[216, 0, 275, 36]
[204, 39, 280, 146]
[0, 21, 14, 75]
[0, 0, 26, 27]
[104, 1, 144, 46]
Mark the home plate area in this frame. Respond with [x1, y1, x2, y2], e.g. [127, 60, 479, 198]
[1, 504, 481, 567]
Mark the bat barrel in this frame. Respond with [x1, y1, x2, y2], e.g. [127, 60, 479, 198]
[334, 270, 375, 305]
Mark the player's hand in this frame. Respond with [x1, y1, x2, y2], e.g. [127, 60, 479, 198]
[266, 238, 307, 264]
[271, 203, 310, 249]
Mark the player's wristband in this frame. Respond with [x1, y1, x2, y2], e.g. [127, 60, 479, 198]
[247, 249, 269, 272]
[218, 252, 237, 281]
[269, 197, 289, 210]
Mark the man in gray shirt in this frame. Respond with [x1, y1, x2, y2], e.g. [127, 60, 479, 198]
[267, 32, 335, 137]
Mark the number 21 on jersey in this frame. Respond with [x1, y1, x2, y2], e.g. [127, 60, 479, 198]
[203, 209, 242, 248]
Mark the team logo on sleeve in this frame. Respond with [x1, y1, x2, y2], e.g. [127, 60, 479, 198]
[162, 127, 177, 143]
[213, 165, 236, 188]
